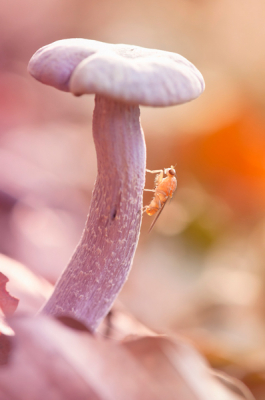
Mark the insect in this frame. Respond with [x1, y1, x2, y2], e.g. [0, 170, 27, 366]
[143, 165, 177, 232]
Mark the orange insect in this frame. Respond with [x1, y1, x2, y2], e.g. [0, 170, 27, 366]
[144, 166, 177, 232]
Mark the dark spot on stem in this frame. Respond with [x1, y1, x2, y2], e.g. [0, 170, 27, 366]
[111, 209, 117, 220]
[111, 193, 121, 221]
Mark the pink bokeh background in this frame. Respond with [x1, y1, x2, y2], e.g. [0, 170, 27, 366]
[1, 1, 265, 396]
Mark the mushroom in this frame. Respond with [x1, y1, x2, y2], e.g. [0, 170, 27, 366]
[28, 39, 205, 331]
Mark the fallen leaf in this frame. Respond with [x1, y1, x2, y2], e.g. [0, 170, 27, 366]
[0, 315, 246, 400]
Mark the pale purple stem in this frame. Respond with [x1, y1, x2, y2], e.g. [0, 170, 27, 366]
[41, 95, 146, 331]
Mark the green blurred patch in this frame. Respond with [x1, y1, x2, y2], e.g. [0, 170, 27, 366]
[180, 214, 222, 253]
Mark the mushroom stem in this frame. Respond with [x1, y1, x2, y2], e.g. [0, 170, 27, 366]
[42, 95, 146, 331]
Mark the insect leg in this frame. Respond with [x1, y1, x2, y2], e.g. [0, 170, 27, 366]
[156, 189, 168, 198]
[155, 171, 164, 186]
[146, 169, 163, 174]
[142, 205, 147, 214]
[143, 189, 155, 192]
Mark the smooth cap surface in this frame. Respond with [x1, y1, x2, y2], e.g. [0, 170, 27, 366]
[28, 39, 205, 107]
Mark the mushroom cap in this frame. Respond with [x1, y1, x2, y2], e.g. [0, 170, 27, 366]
[28, 39, 205, 107]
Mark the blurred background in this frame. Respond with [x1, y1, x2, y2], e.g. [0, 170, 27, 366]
[1, 0, 265, 397]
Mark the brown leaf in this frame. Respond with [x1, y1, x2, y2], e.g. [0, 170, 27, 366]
[0, 315, 246, 400]
[98, 301, 156, 340]
[124, 335, 247, 400]
[0, 272, 19, 316]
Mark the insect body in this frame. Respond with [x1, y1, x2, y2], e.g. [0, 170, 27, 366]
[144, 166, 177, 232]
